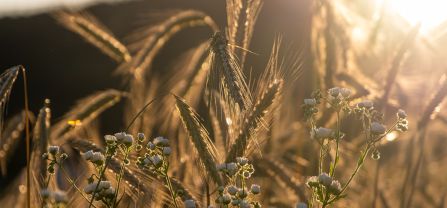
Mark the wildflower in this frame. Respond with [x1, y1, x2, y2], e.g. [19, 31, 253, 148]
[236, 157, 249, 165]
[304, 98, 317, 106]
[48, 146, 60, 155]
[329, 180, 342, 194]
[328, 87, 341, 97]
[226, 162, 238, 175]
[102, 187, 115, 197]
[53, 190, 68, 204]
[40, 189, 51, 199]
[98, 181, 111, 190]
[82, 150, 94, 160]
[104, 135, 117, 144]
[147, 142, 155, 150]
[318, 173, 332, 187]
[222, 194, 231, 204]
[227, 185, 238, 195]
[296, 203, 308, 208]
[137, 133, 146, 142]
[312, 127, 334, 140]
[84, 183, 97, 194]
[370, 122, 386, 135]
[114, 132, 126, 142]
[162, 147, 172, 156]
[239, 200, 251, 208]
[216, 163, 226, 171]
[306, 176, 319, 188]
[153, 136, 169, 146]
[238, 188, 248, 198]
[397, 109, 407, 119]
[184, 199, 196, 208]
[42, 153, 49, 160]
[357, 100, 373, 109]
[123, 134, 134, 147]
[250, 184, 261, 194]
[340, 88, 351, 98]
[91, 152, 105, 165]
[150, 155, 163, 166]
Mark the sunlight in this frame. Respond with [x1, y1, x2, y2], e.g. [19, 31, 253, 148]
[377, 0, 447, 32]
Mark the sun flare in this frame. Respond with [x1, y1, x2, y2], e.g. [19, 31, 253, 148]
[377, 0, 447, 32]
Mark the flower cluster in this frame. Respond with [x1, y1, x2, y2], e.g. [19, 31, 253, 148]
[83, 180, 116, 203]
[303, 87, 409, 207]
[306, 173, 342, 198]
[41, 189, 68, 207]
[136, 136, 171, 172]
[41, 145, 69, 207]
[215, 157, 261, 208]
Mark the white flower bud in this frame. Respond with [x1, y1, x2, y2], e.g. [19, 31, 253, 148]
[184, 199, 196, 208]
[222, 194, 231, 204]
[53, 191, 68, 204]
[329, 180, 342, 194]
[318, 173, 332, 187]
[84, 183, 97, 194]
[104, 135, 117, 144]
[153, 136, 169, 146]
[137, 133, 146, 141]
[236, 157, 248, 165]
[123, 134, 134, 146]
[313, 127, 334, 139]
[82, 150, 94, 161]
[250, 184, 261, 194]
[357, 100, 373, 108]
[227, 185, 238, 195]
[150, 155, 162, 166]
[114, 132, 126, 142]
[226, 162, 238, 175]
[340, 88, 352, 98]
[296, 202, 308, 208]
[328, 87, 340, 97]
[304, 98, 317, 106]
[239, 200, 251, 208]
[91, 152, 105, 164]
[103, 187, 115, 197]
[147, 142, 155, 150]
[370, 122, 386, 135]
[48, 146, 60, 155]
[397, 109, 407, 119]
[40, 189, 51, 199]
[162, 147, 172, 156]
[99, 181, 111, 190]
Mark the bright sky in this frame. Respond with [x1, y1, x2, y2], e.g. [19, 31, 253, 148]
[378, 0, 447, 32]
[0, 0, 129, 18]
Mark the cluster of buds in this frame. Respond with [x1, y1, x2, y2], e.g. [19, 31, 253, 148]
[83, 180, 115, 202]
[82, 150, 105, 166]
[216, 157, 255, 178]
[136, 136, 171, 173]
[326, 87, 352, 111]
[40, 189, 68, 206]
[42, 145, 68, 174]
[214, 185, 261, 208]
[215, 157, 260, 208]
[396, 109, 409, 132]
[302, 90, 322, 120]
[306, 173, 342, 201]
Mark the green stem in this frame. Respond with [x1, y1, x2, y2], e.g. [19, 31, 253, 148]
[113, 147, 130, 207]
[88, 157, 111, 208]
